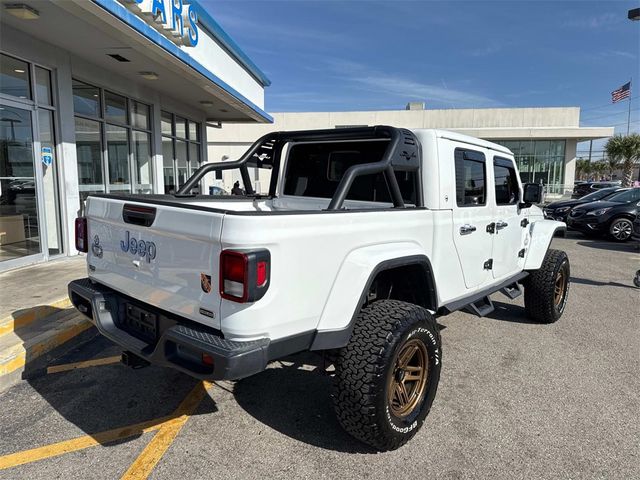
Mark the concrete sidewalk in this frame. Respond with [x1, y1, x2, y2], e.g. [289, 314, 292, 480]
[0, 256, 86, 321]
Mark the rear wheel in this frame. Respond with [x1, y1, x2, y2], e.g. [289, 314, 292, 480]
[524, 249, 570, 324]
[609, 218, 633, 242]
[333, 300, 441, 451]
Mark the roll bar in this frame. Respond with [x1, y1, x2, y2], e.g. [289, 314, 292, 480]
[176, 125, 422, 210]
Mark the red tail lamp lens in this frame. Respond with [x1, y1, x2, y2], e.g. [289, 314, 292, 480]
[220, 249, 270, 302]
[256, 261, 268, 287]
[75, 217, 88, 252]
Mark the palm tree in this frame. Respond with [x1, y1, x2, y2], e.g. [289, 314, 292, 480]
[575, 158, 592, 180]
[605, 134, 640, 187]
[592, 161, 608, 180]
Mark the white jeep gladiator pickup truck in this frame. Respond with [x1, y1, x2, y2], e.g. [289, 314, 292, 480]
[69, 126, 570, 450]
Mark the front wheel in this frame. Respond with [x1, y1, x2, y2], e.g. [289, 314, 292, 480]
[333, 300, 441, 451]
[524, 249, 570, 323]
[609, 217, 633, 242]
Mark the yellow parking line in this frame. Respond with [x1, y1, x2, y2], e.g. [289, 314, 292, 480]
[120, 381, 213, 480]
[0, 415, 176, 471]
[46, 355, 122, 374]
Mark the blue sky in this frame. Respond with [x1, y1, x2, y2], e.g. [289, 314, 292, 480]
[203, 0, 639, 152]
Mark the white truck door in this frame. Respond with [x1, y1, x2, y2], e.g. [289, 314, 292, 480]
[450, 146, 495, 289]
[491, 156, 526, 279]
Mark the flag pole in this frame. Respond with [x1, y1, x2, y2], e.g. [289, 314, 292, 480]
[627, 77, 632, 135]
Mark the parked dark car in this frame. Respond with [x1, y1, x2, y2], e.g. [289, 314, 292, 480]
[571, 181, 622, 199]
[632, 213, 640, 243]
[566, 188, 640, 241]
[544, 187, 627, 222]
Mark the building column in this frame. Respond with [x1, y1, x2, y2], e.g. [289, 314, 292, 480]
[563, 140, 577, 196]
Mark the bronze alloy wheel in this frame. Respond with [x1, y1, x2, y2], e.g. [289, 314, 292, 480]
[387, 339, 429, 418]
[554, 268, 568, 308]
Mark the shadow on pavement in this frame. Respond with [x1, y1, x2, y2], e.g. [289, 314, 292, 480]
[570, 276, 638, 290]
[20, 335, 217, 446]
[480, 301, 537, 324]
[576, 240, 639, 253]
[234, 352, 374, 454]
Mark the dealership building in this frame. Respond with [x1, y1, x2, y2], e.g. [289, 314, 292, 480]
[0, 0, 271, 270]
[207, 105, 614, 198]
[0, 1, 616, 272]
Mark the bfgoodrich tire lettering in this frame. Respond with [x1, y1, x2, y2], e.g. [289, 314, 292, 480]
[524, 249, 570, 323]
[332, 300, 441, 451]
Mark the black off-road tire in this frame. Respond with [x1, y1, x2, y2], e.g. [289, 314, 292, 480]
[332, 300, 441, 451]
[524, 249, 570, 324]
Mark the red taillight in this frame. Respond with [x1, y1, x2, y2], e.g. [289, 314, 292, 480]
[220, 249, 270, 303]
[256, 261, 268, 287]
[221, 251, 249, 301]
[75, 217, 88, 252]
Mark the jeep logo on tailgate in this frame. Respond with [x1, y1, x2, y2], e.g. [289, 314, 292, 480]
[120, 230, 157, 262]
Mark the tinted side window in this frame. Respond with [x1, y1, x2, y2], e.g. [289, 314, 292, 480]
[493, 157, 520, 205]
[455, 149, 486, 207]
[611, 188, 640, 203]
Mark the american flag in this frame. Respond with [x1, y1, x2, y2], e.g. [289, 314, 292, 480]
[611, 81, 631, 103]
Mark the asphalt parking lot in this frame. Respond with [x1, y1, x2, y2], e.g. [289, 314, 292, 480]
[0, 232, 638, 480]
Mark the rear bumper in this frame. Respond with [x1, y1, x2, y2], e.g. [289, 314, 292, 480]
[68, 278, 270, 380]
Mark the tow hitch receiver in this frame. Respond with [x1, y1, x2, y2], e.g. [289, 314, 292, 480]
[121, 351, 150, 369]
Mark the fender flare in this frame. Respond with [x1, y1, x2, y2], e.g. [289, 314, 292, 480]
[524, 219, 566, 270]
[310, 245, 437, 351]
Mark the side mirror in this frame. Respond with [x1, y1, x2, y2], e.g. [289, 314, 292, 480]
[520, 183, 543, 208]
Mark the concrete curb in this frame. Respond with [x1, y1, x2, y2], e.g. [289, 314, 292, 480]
[0, 297, 96, 393]
[0, 297, 73, 338]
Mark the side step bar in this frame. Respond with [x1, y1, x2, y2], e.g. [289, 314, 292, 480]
[463, 296, 494, 317]
[500, 282, 523, 300]
[441, 272, 529, 318]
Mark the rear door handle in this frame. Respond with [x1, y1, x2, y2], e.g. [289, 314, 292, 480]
[496, 221, 508, 230]
[460, 224, 477, 235]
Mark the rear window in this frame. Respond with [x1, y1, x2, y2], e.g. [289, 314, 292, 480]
[283, 140, 417, 204]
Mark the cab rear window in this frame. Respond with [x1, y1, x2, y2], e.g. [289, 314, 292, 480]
[283, 140, 417, 204]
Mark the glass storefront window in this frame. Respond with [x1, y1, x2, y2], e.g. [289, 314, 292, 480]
[161, 111, 173, 135]
[105, 91, 128, 125]
[131, 101, 150, 130]
[34, 67, 52, 106]
[161, 113, 202, 193]
[106, 124, 130, 193]
[162, 137, 175, 193]
[73, 80, 153, 199]
[74, 117, 104, 200]
[175, 139, 188, 186]
[0, 105, 39, 261]
[188, 121, 198, 142]
[175, 116, 187, 139]
[133, 131, 152, 193]
[495, 139, 566, 194]
[0, 54, 31, 100]
[73, 80, 100, 118]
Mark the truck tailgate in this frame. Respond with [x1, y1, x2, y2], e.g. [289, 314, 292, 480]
[85, 197, 224, 329]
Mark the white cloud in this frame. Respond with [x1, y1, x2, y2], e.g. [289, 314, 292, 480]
[323, 59, 501, 108]
[561, 13, 620, 29]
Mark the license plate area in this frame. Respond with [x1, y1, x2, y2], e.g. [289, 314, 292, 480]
[123, 303, 158, 344]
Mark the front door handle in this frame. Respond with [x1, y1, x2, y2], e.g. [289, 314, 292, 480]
[460, 224, 477, 235]
[496, 221, 508, 230]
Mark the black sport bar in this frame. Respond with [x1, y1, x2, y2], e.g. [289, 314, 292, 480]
[176, 126, 416, 210]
